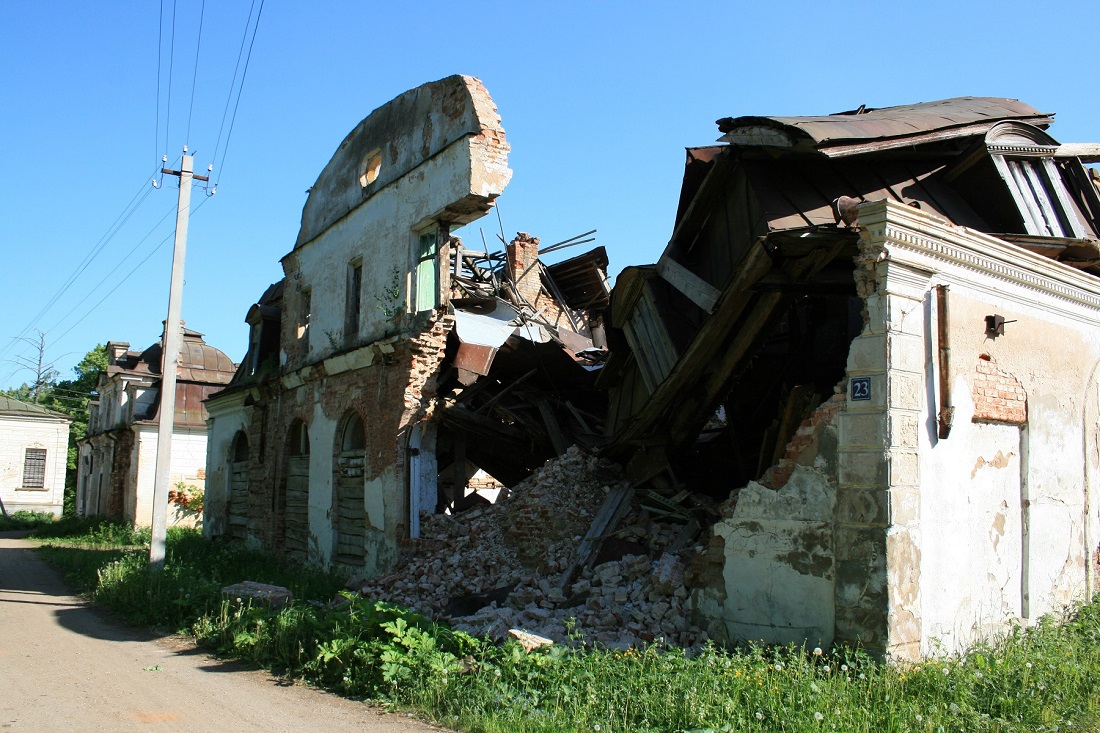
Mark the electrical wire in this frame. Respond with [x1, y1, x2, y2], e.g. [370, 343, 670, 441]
[163, 0, 178, 167]
[184, 0, 206, 147]
[0, 169, 163, 362]
[42, 201, 178, 337]
[155, 0, 164, 174]
[50, 196, 210, 348]
[209, 0, 264, 190]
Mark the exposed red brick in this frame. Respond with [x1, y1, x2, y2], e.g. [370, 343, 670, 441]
[971, 355, 1027, 425]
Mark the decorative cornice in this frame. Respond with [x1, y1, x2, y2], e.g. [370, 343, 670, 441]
[857, 200, 1100, 313]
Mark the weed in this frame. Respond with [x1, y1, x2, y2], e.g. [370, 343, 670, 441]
[31, 518, 1100, 733]
[0, 510, 57, 531]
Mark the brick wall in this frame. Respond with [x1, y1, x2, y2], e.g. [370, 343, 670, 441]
[506, 233, 542, 306]
[971, 354, 1027, 425]
[760, 392, 846, 490]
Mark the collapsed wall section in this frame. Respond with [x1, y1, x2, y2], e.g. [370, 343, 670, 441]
[690, 394, 843, 648]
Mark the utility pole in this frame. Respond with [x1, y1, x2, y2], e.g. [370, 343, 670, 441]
[150, 153, 208, 570]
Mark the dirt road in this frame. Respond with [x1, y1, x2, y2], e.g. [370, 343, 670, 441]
[0, 533, 444, 732]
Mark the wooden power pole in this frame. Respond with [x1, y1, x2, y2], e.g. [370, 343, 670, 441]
[150, 153, 208, 570]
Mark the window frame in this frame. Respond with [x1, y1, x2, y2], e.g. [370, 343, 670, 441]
[22, 448, 47, 489]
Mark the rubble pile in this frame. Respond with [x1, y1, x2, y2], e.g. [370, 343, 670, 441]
[354, 446, 710, 649]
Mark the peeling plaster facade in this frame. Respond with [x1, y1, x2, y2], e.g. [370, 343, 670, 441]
[694, 199, 1100, 659]
[204, 76, 512, 574]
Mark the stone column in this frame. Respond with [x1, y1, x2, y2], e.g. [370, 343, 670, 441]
[835, 242, 929, 661]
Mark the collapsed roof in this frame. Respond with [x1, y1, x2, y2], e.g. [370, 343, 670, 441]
[602, 95, 1100, 491]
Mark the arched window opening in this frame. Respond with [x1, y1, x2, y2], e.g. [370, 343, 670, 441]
[282, 419, 310, 558]
[228, 430, 250, 540]
[334, 412, 366, 566]
[287, 419, 310, 456]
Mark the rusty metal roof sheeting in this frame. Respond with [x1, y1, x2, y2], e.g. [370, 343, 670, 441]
[111, 329, 236, 385]
[718, 97, 1053, 157]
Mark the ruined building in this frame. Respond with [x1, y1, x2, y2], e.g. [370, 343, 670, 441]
[77, 328, 235, 525]
[204, 84, 1100, 661]
[204, 76, 608, 573]
[602, 97, 1100, 659]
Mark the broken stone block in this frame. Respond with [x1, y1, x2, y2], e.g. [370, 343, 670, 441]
[509, 628, 554, 652]
[221, 581, 293, 609]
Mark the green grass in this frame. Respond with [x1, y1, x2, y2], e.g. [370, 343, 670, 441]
[0, 510, 58, 531]
[31, 518, 1100, 733]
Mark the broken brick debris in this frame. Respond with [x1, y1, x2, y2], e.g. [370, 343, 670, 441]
[355, 446, 709, 650]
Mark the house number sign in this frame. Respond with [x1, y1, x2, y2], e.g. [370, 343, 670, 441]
[851, 377, 872, 401]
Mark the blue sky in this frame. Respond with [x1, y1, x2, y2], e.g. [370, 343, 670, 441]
[2, 0, 1098, 391]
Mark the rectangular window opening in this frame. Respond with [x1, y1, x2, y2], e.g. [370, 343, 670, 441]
[346, 262, 363, 346]
[298, 288, 312, 348]
[416, 229, 440, 313]
[22, 448, 46, 488]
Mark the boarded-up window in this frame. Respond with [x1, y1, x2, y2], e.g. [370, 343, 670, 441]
[228, 432, 250, 540]
[283, 420, 310, 558]
[334, 413, 366, 566]
[22, 448, 46, 488]
[415, 230, 439, 312]
[999, 157, 1086, 238]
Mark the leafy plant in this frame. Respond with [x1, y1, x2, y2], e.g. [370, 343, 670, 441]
[375, 266, 403, 320]
[168, 481, 204, 514]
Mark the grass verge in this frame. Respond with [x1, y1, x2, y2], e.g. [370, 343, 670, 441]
[0, 509, 59, 531]
[31, 519, 1100, 733]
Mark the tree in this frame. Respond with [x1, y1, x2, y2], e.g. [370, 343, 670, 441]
[3, 330, 60, 403]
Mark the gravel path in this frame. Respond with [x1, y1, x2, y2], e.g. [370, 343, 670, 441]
[0, 532, 445, 733]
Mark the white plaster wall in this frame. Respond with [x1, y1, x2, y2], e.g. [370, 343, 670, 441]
[0, 414, 69, 516]
[290, 138, 492, 362]
[860, 201, 1100, 655]
[920, 405, 1023, 649]
[131, 425, 208, 527]
[696, 465, 836, 648]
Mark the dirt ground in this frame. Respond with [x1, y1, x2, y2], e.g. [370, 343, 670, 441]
[0, 532, 447, 733]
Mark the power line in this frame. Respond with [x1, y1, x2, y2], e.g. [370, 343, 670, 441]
[42, 200, 178, 338]
[210, 0, 264, 190]
[49, 195, 211, 348]
[155, 0, 164, 172]
[163, 0, 178, 167]
[184, 0, 206, 147]
[0, 169, 162, 363]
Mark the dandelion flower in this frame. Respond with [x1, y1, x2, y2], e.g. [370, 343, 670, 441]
[942, 666, 950, 675]
[840, 664, 848, 672]
[1026, 662, 1033, 669]
[915, 714, 924, 722]
[814, 712, 824, 722]
[755, 711, 765, 721]
[859, 673, 866, 680]
[594, 725, 601, 732]
[775, 662, 783, 671]
[813, 647, 823, 656]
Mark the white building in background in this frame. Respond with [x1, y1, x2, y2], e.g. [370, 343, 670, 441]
[0, 395, 71, 517]
[76, 327, 235, 527]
